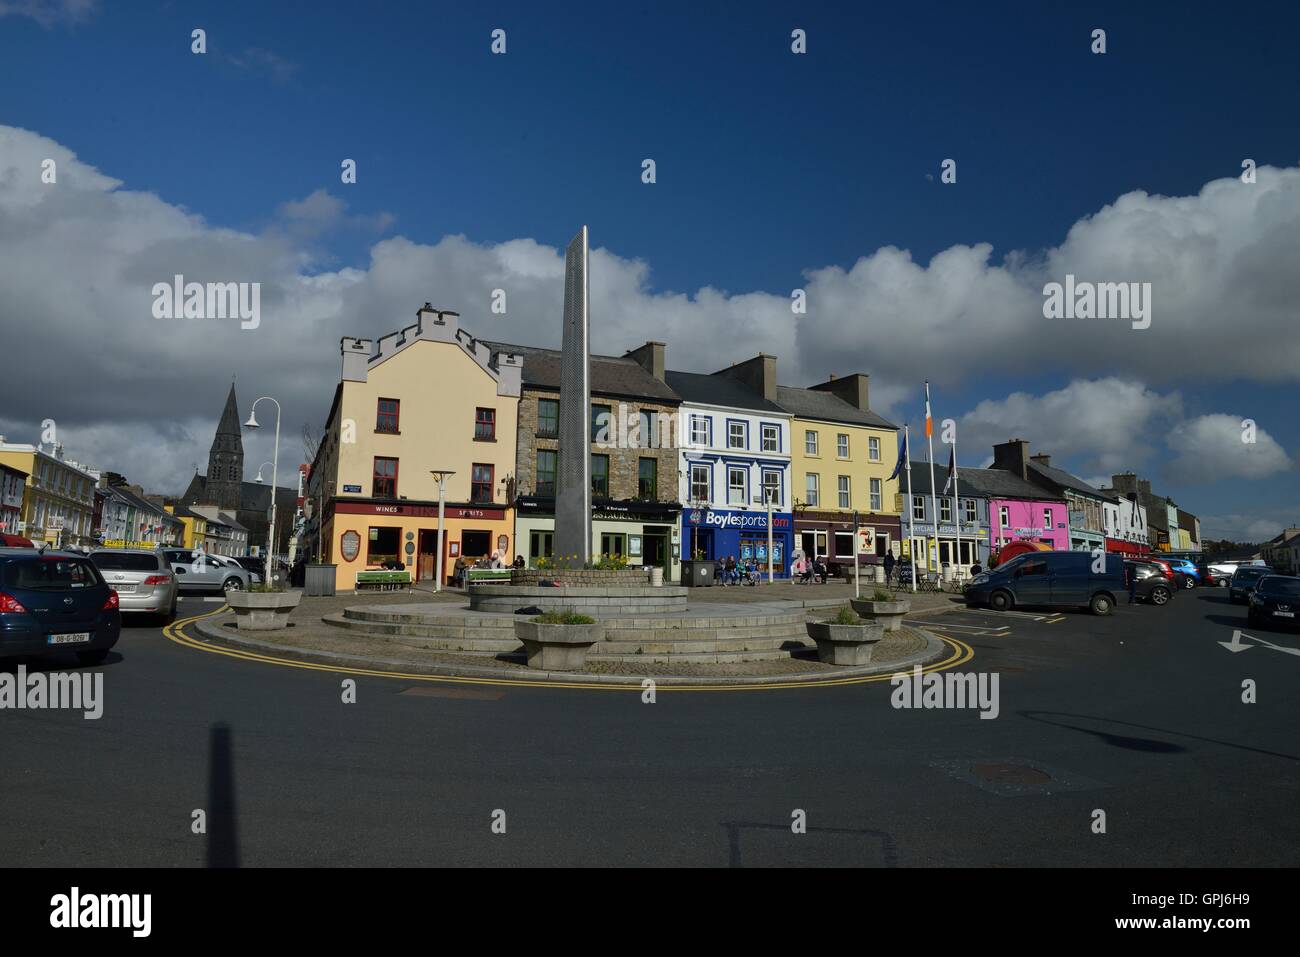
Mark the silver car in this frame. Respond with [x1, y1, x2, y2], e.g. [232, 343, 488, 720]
[162, 549, 256, 593]
[89, 548, 179, 623]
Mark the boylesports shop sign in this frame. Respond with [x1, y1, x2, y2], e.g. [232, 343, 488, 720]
[685, 509, 790, 530]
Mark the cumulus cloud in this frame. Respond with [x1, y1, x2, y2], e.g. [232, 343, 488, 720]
[2, 123, 1298, 498]
[1165, 414, 1293, 483]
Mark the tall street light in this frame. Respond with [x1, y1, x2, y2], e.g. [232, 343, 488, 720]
[243, 397, 281, 590]
[430, 470, 456, 592]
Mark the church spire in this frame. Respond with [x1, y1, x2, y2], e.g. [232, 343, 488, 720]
[216, 383, 242, 440]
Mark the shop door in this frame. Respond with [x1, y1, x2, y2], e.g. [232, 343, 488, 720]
[417, 529, 441, 583]
[801, 530, 827, 560]
[643, 531, 668, 571]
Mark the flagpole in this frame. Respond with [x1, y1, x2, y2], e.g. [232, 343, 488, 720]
[904, 425, 916, 593]
[925, 381, 940, 579]
[953, 433, 963, 584]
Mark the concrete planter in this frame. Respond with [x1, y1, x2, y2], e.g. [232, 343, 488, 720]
[304, 564, 337, 597]
[805, 620, 885, 666]
[513, 620, 605, 671]
[226, 590, 302, 630]
[850, 597, 911, 632]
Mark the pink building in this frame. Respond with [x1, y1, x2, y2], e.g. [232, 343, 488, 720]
[989, 496, 1069, 553]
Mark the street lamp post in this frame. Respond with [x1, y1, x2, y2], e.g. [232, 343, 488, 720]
[430, 471, 456, 592]
[243, 397, 281, 591]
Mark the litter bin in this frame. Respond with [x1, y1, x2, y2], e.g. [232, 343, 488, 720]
[305, 563, 337, 597]
[681, 560, 714, 587]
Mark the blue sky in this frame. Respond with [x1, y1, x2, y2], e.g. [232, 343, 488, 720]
[1, 0, 1297, 539]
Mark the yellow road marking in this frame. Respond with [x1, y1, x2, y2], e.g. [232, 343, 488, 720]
[164, 607, 974, 692]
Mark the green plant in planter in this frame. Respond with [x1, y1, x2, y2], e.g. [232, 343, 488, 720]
[829, 605, 860, 625]
[532, 611, 596, 625]
[871, 588, 894, 602]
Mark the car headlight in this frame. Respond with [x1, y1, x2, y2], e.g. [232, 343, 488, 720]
[971, 574, 989, 585]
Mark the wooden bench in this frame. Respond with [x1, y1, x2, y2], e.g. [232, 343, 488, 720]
[465, 569, 513, 586]
[355, 570, 412, 592]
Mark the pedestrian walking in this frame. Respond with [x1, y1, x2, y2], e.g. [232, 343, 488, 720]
[883, 551, 896, 585]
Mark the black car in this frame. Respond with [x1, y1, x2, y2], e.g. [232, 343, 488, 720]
[1247, 575, 1300, 631]
[1124, 561, 1175, 606]
[1229, 565, 1272, 604]
[0, 548, 122, 664]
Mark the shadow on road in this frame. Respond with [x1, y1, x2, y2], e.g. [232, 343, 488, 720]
[1019, 710, 1299, 761]
[208, 722, 240, 868]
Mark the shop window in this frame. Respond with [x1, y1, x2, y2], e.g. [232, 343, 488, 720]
[372, 457, 398, 498]
[536, 451, 557, 497]
[591, 454, 609, 497]
[367, 526, 401, 565]
[835, 531, 854, 558]
[376, 398, 400, 434]
[462, 530, 491, 560]
[471, 464, 494, 503]
[600, 533, 626, 557]
[474, 408, 496, 441]
[529, 530, 553, 561]
[537, 399, 559, 438]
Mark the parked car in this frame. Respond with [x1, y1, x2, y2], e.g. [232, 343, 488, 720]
[1230, 565, 1275, 604]
[0, 548, 121, 664]
[89, 548, 179, 623]
[162, 549, 255, 592]
[1247, 574, 1300, 631]
[1165, 558, 1201, 589]
[1124, 560, 1175, 606]
[965, 550, 1125, 616]
[1206, 559, 1267, 586]
[232, 555, 285, 585]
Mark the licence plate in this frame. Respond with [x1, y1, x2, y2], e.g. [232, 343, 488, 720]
[48, 632, 92, 645]
[1274, 611, 1295, 618]
[113, 584, 137, 593]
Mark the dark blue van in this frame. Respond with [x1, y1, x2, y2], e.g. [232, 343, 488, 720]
[965, 550, 1125, 616]
[0, 548, 122, 664]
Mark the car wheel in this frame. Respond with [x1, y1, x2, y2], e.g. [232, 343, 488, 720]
[76, 649, 110, 666]
[1182, 576, 1195, 590]
[989, 590, 1012, 612]
[222, 577, 243, 592]
[1218, 578, 1229, 588]
[1090, 593, 1114, 616]
[1150, 586, 1170, 605]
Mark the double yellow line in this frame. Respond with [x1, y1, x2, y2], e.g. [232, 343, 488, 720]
[164, 605, 974, 693]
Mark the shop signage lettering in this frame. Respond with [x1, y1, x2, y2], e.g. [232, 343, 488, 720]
[686, 509, 790, 530]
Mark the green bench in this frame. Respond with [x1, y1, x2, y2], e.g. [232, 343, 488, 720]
[465, 569, 513, 585]
[355, 569, 412, 592]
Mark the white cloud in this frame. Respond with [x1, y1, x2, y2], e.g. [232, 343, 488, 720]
[2, 123, 1299, 498]
[0, 0, 96, 27]
[1166, 414, 1293, 483]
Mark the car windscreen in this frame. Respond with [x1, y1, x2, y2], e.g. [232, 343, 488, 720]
[91, 552, 161, 571]
[1235, 568, 1268, 580]
[1258, 577, 1300, 597]
[3, 557, 102, 590]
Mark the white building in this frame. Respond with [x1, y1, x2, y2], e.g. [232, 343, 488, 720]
[1100, 488, 1149, 553]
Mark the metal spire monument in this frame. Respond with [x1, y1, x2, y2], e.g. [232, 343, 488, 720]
[553, 225, 592, 565]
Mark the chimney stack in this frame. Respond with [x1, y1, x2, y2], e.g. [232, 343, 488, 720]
[809, 373, 871, 412]
[1030, 452, 1052, 469]
[625, 341, 666, 381]
[340, 337, 374, 382]
[992, 439, 1031, 481]
[715, 354, 777, 403]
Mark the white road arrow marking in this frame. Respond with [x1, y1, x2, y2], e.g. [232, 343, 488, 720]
[1244, 632, 1300, 657]
[1217, 630, 1254, 653]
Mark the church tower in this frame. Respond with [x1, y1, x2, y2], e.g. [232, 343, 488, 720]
[205, 384, 245, 510]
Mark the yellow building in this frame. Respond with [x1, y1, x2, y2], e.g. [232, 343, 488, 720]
[305, 304, 522, 591]
[0, 441, 99, 548]
[166, 504, 209, 550]
[775, 376, 902, 565]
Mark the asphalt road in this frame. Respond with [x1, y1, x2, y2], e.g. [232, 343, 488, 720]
[3, 587, 1298, 867]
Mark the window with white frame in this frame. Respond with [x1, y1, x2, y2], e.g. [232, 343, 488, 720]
[805, 473, 820, 507]
[762, 470, 781, 505]
[912, 495, 925, 520]
[999, 505, 1010, 528]
[761, 423, 779, 453]
[870, 478, 882, 511]
[1043, 507, 1053, 529]
[964, 498, 977, 523]
[727, 421, 747, 449]
[690, 415, 709, 447]
[869, 436, 881, 461]
[837, 433, 849, 458]
[805, 430, 818, 455]
[728, 466, 747, 504]
[838, 475, 850, 509]
[689, 463, 710, 502]
[940, 499, 952, 522]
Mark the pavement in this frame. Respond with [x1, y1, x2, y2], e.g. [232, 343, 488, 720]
[3, 586, 1298, 866]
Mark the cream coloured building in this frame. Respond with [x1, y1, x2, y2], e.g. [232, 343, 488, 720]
[305, 304, 522, 590]
[0, 440, 100, 548]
